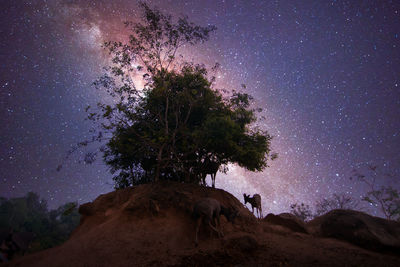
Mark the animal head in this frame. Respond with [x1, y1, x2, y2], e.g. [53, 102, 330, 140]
[221, 206, 239, 223]
[243, 193, 249, 204]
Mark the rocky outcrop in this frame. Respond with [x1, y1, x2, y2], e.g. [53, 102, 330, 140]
[263, 213, 308, 234]
[307, 209, 400, 253]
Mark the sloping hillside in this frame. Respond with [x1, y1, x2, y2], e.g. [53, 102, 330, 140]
[4, 182, 400, 266]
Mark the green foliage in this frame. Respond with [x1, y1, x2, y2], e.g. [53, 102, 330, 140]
[0, 192, 80, 253]
[103, 66, 273, 187]
[88, 3, 274, 187]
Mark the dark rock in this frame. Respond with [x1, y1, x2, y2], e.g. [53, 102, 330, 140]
[307, 209, 400, 253]
[264, 213, 308, 234]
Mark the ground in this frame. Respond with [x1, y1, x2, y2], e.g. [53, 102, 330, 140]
[3, 182, 400, 266]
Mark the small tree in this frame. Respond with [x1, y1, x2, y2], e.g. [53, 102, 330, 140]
[86, 3, 274, 187]
[351, 165, 400, 220]
[362, 186, 400, 221]
[290, 203, 313, 221]
[315, 193, 360, 216]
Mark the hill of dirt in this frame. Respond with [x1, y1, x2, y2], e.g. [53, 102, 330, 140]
[3, 182, 400, 266]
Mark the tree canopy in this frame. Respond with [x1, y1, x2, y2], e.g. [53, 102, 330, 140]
[88, 3, 274, 188]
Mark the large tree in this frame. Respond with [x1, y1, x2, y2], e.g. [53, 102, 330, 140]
[88, 3, 274, 187]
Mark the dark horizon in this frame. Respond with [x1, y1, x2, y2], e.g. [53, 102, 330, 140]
[0, 0, 399, 216]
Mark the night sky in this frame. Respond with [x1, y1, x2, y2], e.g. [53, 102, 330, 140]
[1, 0, 399, 216]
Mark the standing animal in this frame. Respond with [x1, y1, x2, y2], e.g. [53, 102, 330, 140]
[243, 193, 262, 219]
[200, 158, 220, 188]
[192, 198, 237, 245]
[201, 163, 220, 188]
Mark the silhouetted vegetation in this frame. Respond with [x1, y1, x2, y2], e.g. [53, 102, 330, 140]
[0, 192, 80, 253]
[315, 193, 360, 217]
[291, 165, 400, 222]
[84, 3, 275, 188]
[290, 202, 313, 221]
[351, 165, 400, 221]
[290, 193, 360, 221]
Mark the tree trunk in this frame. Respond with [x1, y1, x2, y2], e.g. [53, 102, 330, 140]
[154, 144, 165, 182]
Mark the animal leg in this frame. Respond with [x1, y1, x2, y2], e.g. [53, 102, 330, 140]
[216, 215, 223, 237]
[201, 174, 206, 186]
[207, 219, 221, 237]
[209, 217, 215, 238]
[195, 217, 202, 246]
[211, 173, 216, 188]
[211, 216, 219, 237]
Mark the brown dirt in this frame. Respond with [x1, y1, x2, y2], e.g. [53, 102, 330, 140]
[3, 182, 400, 267]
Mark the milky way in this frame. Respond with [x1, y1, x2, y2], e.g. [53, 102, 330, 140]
[1, 0, 399, 216]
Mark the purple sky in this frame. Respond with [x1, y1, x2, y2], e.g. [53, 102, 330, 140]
[0, 0, 399, 216]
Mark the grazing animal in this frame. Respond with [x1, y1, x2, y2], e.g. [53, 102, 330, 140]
[243, 193, 262, 219]
[192, 198, 237, 245]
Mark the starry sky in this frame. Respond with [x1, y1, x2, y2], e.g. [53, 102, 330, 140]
[1, 0, 399, 216]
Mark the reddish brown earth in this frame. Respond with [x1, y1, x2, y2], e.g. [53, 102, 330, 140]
[3, 182, 400, 267]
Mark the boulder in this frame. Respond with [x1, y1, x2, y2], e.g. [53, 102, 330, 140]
[307, 209, 400, 253]
[263, 213, 308, 234]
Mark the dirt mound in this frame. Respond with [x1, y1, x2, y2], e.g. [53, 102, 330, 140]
[4, 183, 400, 267]
[307, 209, 400, 253]
[4, 182, 257, 267]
